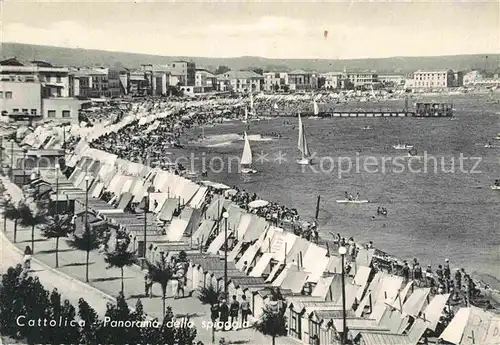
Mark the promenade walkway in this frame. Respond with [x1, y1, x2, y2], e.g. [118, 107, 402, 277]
[1, 178, 295, 345]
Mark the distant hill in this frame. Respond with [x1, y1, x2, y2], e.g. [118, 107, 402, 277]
[1, 42, 498, 74]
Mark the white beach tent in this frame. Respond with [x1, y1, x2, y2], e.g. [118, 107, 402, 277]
[165, 218, 189, 242]
[249, 253, 274, 277]
[440, 307, 500, 345]
[421, 293, 451, 332]
[189, 186, 208, 209]
[302, 244, 329, 283]
[235, 243, 260, 271]
[191, 219, 216, 246]
[402, 288, 431, 317]
[274, 269, 309, 294]
[389, 281, 414, 311]
[148, 193, 168, 212]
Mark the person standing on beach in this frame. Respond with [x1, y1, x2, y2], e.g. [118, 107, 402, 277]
[219, 299, 229, 331]
[402, 261, 410, 283]
[240, 295, 250, 325]
[229, 295, 240, 329]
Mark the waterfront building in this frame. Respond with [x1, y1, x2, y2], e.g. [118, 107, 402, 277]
[345, 72, 378, 88]
[128, 70, 149, 96]
[412, 70, 456, 88]
[319, 72, 345, 90]
[0, 58, 71, 97]
[216, 70, 264, 93]
[463, 70, 484, 85]
[263, 72, 289, 92]
[195, 68, 218, 93]
[378, 73, 406, 87]
[167, 61, 196, 86]
[288, 69, 318, 91]
[0, 58, 82, 125]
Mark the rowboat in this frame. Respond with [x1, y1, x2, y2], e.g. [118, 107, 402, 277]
[393, 143, 414, 150]
[336, 200, 369, 204]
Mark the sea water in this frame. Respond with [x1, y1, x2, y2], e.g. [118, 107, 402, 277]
[179, 94, 500, 280]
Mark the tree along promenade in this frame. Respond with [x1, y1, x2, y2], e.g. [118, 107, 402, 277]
[1, 179, 295, 345]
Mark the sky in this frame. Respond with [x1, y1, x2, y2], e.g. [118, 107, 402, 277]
[2, 0, 499, 60]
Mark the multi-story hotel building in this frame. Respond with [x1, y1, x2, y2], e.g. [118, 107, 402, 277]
[263, 72, 289, 92]
[412, 70, 456, 88]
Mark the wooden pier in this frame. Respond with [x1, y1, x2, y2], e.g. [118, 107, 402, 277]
[259, 110, 453, 118]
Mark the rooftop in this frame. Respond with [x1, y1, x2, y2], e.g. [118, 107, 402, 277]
[216, 70, 263, 80]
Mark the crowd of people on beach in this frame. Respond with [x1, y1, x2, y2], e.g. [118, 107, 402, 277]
[68, 95, 496, 316]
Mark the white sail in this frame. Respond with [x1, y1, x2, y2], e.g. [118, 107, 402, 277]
[273, 102, 278, 110]
[300, 124, 311, 158]
[241, 132, 253, 166]
[297, 113, 304, 151]
[297, 114, 311, 158]
[313, 100, 319, 116]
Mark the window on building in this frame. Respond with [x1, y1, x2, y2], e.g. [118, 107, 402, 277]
[62, 110, 70, 118]
[13, 109, 19, 113]
[31, 109, 37, 115]
[48, 110, 56, 118]
[5, 91, 12, 99]
[0, 92, 3, 98]
[22, 109, 28, 114]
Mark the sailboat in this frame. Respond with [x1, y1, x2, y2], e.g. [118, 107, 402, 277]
[308, 100, 320, 119]
[297, 113, 312, 165]
[241, 132, 257, 174]
[242, 107, 248, 124]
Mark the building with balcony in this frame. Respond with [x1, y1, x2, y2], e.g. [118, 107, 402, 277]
[0, 58, 82, 125]
[288, 70, 318, 91]
[263, 72, 289, 92]
[463, 70, 484, 85]
[167, 61, 196, 86]
[378, 74, 406, 87]
[195, 68, 217, 93]
[0, 58, 71, 97]
[346, 72, 378, 88]
[0, 80, 81, 125]
[319, 72, 345, 90]
[412, 70, 456, 88]
[216, 70, 264, 93]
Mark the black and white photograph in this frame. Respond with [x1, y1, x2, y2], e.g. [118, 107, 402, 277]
[0, 1, 499, 344]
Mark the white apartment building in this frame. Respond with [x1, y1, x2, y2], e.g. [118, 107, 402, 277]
[195, 69, 217, 92]
[263, 72, 289, 92]
[216, 70, 264, 93]
[1, 58, 71, 97]
[412, 70, 455, 88]
[320, 72, 345, 90]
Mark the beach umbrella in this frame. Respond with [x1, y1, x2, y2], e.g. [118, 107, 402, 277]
[248, 200, 269, 208]
[200, 180, 230, 190]
[224, 189, 238, 197]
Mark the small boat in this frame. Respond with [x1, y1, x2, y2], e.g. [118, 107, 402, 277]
[296, 113, 313, 165]
[393, 143, 414, 150]
[491, 185, 500, 190]
[336, 199, 369, 204]
[242, 107, 248, 124]
[308, 100, 320, 119]
[240, 132, 257, 174]
[495, 135, 500, 140]
[363, 126, 373, 130]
